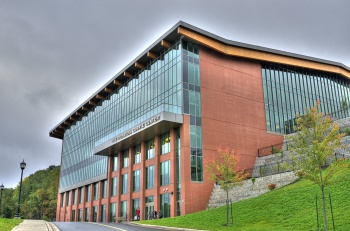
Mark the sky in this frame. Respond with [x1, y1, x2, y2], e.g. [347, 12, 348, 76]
[0, 0, 349, 189]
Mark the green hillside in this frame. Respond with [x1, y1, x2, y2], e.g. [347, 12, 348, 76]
[1, 165, 59, 220]
[140, 161, 350, 231]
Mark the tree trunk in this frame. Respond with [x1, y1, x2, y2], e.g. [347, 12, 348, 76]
[321, 186, 328, 231]
[226, 189, 229, 225]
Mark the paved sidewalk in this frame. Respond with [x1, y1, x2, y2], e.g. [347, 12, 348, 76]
[12, 220, 60, 231]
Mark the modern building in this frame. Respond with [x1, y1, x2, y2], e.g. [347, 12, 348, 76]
[50, 21, 350, 222]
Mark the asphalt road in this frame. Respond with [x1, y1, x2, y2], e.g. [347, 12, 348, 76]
[54, 222, 169, 231]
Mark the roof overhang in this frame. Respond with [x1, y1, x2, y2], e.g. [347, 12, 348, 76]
[49, 21, 350, 140]
[93, 112, 183, 156]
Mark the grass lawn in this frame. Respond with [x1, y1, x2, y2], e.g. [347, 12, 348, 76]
[0, 218, 23, 231]
[140, 161, 350, 231]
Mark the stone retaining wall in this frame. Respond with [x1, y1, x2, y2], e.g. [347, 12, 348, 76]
[207, 171, 298, 209]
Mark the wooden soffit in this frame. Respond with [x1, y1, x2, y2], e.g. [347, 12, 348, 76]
[177, 27, 350, 79]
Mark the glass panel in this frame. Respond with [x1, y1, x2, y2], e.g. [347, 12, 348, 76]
[261, 63, 350, 134]
[146, 139, 155, 159]
[160, 132, 170, 155]
[110, 203, 116, 222]
[133, 169, 140, 192]
[146, 165, 154, 189]
[134, 144, 141, 164]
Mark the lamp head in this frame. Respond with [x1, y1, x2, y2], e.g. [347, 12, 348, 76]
[0, 183, 4, 190]
[20, 160, 26, 170]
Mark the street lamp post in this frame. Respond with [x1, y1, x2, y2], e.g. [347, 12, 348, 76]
[0, 183, 4, 218]
[14, 160, 26, 219]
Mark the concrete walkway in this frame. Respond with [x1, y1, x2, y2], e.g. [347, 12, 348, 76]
[12, 220, 60, 231]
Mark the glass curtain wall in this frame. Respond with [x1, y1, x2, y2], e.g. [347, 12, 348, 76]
[60, 40, 182, 189]
[182, 41, 203, 181]
[262, 63, 350, 134]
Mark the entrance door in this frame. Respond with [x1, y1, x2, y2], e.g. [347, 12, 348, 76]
[145, 202, 154, 220]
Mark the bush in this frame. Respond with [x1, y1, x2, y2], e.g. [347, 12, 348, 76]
[251, 177, 255, 185]
[271, 146, 282, 154]
[267, 183, 276, 190]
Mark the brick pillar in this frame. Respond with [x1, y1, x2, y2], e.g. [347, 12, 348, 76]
[56, 193, 61, 221]
[81, 186, 86, 222]
[140, 141, 146, 220]
[97, 181, 102, 222]
[88, 183, 93, 221]
[154, 135, 160, 212]
[106, 155, 112, 222]
[116, 151, 122, 218]
[68, 190, 73, 221]
[169, 128, 177, 217]
[180, 115, 190, 215]
[127, 147, 133, 222]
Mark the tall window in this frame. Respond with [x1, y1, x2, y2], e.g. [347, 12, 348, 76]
[110, 202, 116, 223]
[134, 144, 141, 164]
[160, 132, 170, 154]
[183, 41, 203, 182]
[60, 193, 65, 207]
[133, 169, 140, 192]
[122, 150, 129, 168]
[121, 174, 128, 194]
[160, 161, 170, 186]
[93, 182, 99, 201]
[132, 198, 140, 219]
[120, 201, 127, 218]
[86, 185, 91, 202]
[146, 139, 155, 159]
[84, 207, 89, 222]
[93, 206, 98, 222]
[78, 209, 82, 221]
[66, 191, 70, 206]
[79, 187, 83, 204]
[101, 204, 107, 222]
[113, 155, 118, 171]
[160, 193, 171, 218]
[72, 189, 76, 205]
[102, 180, 107, 198]
[146, 165, 154, 189]
[71, 210, 76, 221]
[111, 177, 117, 196]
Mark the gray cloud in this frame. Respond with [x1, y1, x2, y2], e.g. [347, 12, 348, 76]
[0, 0, 349, 188]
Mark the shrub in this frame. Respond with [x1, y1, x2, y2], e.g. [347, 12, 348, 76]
[271, 146, 282, 154]
[267, 183, 276, 190]
[251, 177, 255, 185]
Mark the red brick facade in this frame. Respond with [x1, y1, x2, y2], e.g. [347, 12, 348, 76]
[56, 45, 284, 222]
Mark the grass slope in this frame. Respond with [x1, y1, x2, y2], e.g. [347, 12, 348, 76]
[140, 161, 350, 231]
[0, 218, 23, 231]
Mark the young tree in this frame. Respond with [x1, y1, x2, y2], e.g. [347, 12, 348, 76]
[205, 147, 249, 225]
[287, 102, 346, 231]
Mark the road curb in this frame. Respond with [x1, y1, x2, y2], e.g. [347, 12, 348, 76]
[129, 222, 208, 231]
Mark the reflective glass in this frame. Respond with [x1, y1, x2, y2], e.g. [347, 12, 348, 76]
[262, 63, 350, 134]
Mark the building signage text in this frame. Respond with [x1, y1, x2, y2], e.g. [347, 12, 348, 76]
[112, 115, 161, 143]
